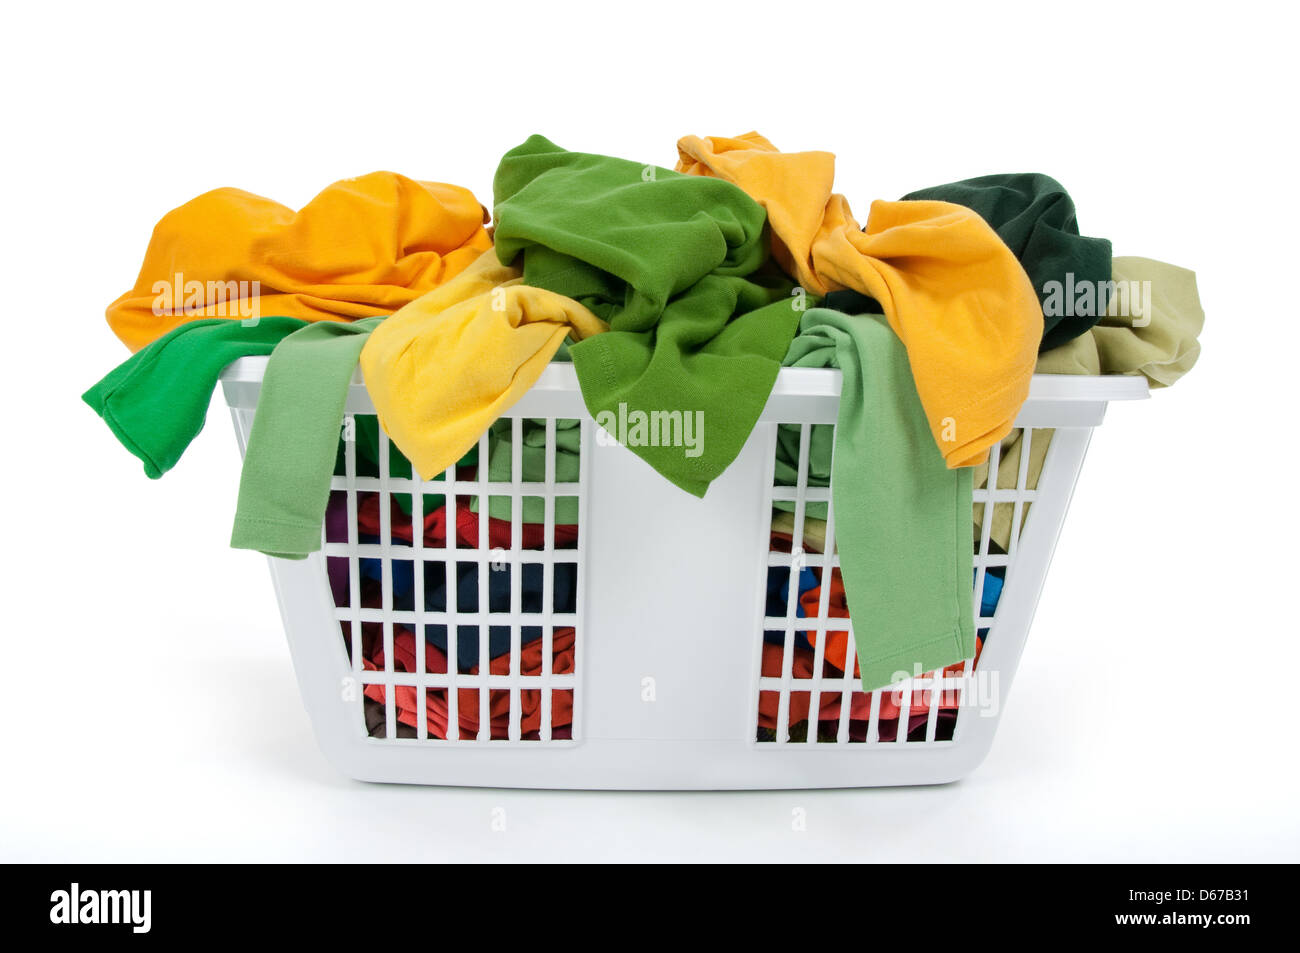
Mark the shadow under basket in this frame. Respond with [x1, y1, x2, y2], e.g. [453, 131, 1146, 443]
[220, 358, 1146, 790]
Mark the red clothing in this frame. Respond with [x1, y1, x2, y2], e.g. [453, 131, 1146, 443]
[355, 492, 578, 549]
[363, 626, 576, 739]
[757, 636, 979, 731]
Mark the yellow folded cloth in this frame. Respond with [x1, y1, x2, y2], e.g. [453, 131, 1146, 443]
[360, 250, 607, 479]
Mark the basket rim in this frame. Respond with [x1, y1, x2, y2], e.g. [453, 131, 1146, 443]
[219, 356, 1151, 403]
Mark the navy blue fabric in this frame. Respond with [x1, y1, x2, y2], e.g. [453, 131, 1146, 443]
[763, 563, 818, 651]
[359, 550, 577, 671]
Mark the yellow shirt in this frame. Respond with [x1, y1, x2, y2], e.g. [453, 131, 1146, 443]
[360, 249, 607, 480]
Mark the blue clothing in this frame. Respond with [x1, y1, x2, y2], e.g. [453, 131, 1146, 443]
[359, 552, 577, 670]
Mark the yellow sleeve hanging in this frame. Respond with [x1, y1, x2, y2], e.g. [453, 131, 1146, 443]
[360, 249, 607, 480]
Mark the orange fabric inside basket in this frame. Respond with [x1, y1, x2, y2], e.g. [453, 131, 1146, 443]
[756, 638, 979, 730]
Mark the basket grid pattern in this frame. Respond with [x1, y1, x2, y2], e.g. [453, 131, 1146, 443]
[755, 423, 1036, 746]
[327, 414, 588, 745]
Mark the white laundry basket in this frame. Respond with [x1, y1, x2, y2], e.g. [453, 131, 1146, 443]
[220, 358, 1147, 789]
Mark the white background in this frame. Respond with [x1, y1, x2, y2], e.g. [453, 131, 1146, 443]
[2, 0, 1296, 861]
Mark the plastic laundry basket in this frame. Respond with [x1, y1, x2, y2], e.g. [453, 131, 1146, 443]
[220, 358, 1147, 789]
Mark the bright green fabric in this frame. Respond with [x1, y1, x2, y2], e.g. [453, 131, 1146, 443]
[782, 307, 975, 692]
[83, 316, 308, 478]
[492, 134, 804, 496]
[231, 317, 382, 559]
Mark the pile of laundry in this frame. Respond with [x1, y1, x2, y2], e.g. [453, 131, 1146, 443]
[85, 133, 1204, 739]
[322, 428, 580, 741]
